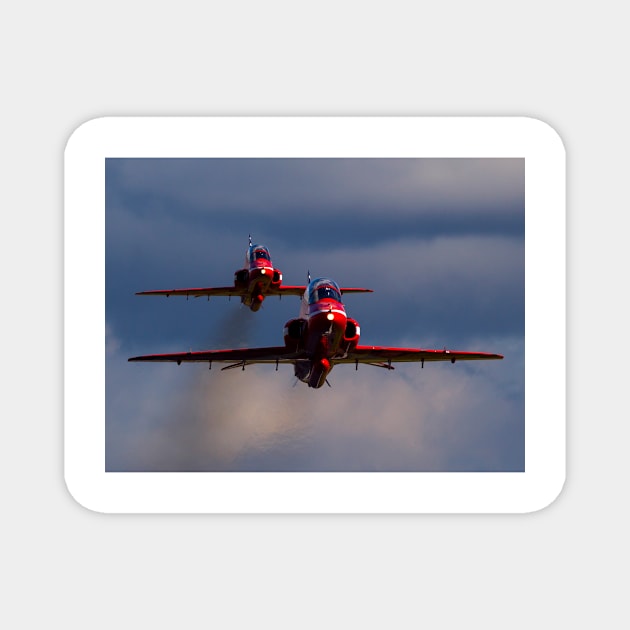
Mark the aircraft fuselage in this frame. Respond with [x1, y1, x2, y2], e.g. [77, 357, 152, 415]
[234, 243, 282, 311]
[288, 278, 354, 388]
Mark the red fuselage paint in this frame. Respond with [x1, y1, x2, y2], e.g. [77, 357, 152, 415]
[240, 244, 276, 311]
[294, 279, 351, 388]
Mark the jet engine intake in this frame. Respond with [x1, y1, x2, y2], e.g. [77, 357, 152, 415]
[234, 268, 249, 286]
[283, 318, 307, 352]
[341, 318, 361, 352]
[271, 268, 282, 287]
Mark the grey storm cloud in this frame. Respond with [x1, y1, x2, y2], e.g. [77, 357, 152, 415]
[107, 337, 522, 473]
[108, 157, 524, 218]
[290, 234, 523, 300]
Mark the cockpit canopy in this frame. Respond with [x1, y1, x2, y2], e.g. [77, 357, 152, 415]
[308, 278, 342, 304]
[248, 244, 271, 264]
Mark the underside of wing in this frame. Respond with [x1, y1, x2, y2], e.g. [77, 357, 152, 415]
[136, 286, 372, 299]
[339, 346, 504, 365]
[128, 346, 305, 366]
[259, 285, 372, 296]
[136, 286, 245, 298]
[265, 285, 307, 296]
[339, 287, 374, 295]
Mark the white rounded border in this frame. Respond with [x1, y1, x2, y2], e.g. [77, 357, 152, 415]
[64, 117, 565, 513]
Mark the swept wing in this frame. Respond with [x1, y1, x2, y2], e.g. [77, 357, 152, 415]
[129, 345, 501, 367]
[136, 286, 372, 298]
[339, 346, 504, 366]
[128, 346, 304, 367]
[135, 286, 302, 298]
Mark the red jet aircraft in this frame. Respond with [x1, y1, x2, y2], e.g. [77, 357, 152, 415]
[129, 277, 503, 389]
[136, 237, 372, 312]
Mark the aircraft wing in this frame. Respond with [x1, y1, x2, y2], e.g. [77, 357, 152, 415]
[265, 285, 307, 296]
[137, 286, 309, 298]
[339, 287, 373, 295]
[136, 286, 245, 298]
[137, 286, 373, 298]
[245, 285, 373, 296]
[128, 346, 305, 367]
[338, 346, 503, 366]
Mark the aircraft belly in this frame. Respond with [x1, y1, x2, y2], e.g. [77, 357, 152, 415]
[308, 357, 331, 389]
[306, 311, 346, 358]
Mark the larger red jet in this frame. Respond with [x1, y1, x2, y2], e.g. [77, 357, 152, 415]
[136, 237, 372, 312]
[129, 277, 503, 389]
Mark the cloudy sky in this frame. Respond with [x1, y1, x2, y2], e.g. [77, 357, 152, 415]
[106, 157, 524, 472]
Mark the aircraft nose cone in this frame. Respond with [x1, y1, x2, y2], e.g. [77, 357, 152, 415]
[306, 304, 347, 358]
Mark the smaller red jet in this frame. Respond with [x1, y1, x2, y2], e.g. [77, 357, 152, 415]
[129, 277, 503, 389]
[135, 236, 372, 312]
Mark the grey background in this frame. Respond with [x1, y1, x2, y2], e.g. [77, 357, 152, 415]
[5, 1, 624, 628]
